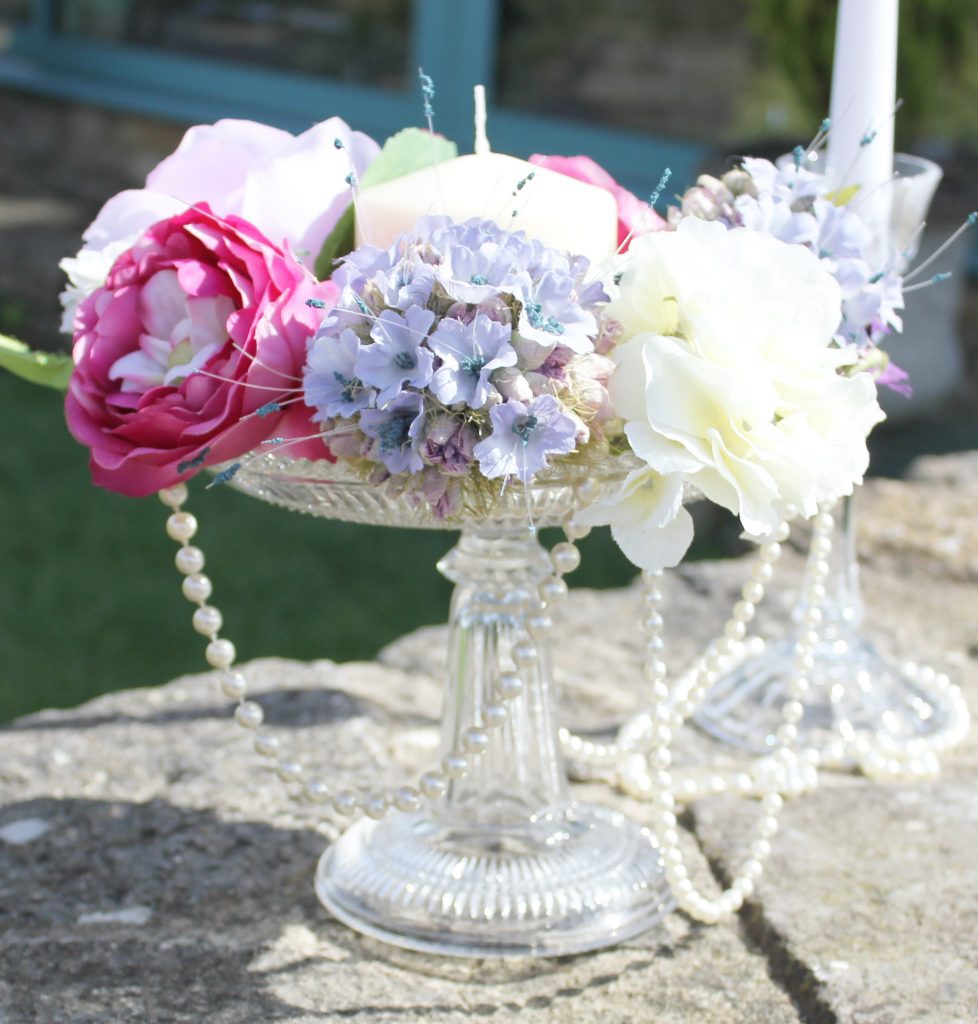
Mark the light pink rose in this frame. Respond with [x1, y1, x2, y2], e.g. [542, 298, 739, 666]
[529, 154, 666, 250]
[61, 117, 377, 330]
[66, 204, 337, 497]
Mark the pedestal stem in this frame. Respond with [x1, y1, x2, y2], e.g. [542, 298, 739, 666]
[437, 526, 564, 822]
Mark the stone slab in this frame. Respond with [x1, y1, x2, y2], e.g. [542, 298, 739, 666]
[3, 455, 976, 1022]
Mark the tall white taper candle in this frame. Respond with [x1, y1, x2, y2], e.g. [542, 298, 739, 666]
[826, 0, 899, 248]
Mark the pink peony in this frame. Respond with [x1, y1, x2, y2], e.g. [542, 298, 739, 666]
[66, 204, 336, 497]
[529, 154, 666, 250]
[61, 117, 377, 330]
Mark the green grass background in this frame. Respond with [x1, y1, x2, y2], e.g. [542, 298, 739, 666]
[0, 371, 650, 722]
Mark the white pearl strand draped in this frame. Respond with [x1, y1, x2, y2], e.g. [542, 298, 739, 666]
[158, 478, 821, 923]
[564, 508, 970, 788]
[157, 479, 597, 830]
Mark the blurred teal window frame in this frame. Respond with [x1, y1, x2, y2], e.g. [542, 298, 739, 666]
[0, 0, 705, 194]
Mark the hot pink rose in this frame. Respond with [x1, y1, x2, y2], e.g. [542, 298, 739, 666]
[66, 204, 336, 497]
[529, 154, 666, 250]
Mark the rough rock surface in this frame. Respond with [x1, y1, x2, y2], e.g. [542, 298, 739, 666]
[2, 457, 976, 1023]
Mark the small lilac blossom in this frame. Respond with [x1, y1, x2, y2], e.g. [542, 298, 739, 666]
[360, 391, 425, 474]
[813, 200, 872, 262]
[420, 413, 477, 475]
[736, 193, 819, 247]
[473, 394, 578, 483]
[514, 270, 596, 353]
[303, 326, 373, 420]
[368, 255, 435, 310]
[429, 313, 516, 408]
[355, 307, 435, 404]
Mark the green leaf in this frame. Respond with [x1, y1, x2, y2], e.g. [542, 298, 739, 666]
[0, 334, 73, 390]
[313, 128, 458, 279]
[359, 127, 458, 190]
[314, 204, 355, 281]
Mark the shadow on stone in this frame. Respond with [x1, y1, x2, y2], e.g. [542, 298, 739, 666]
[0, 795, 336, 1022]
[6, 685, 390, 734]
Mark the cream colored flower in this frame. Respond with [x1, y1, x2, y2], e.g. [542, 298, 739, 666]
[590, 218, 884, 569]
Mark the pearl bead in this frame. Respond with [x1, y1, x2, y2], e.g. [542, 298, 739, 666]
[158, 483, 188, 508]
[304, 778, 331, 802]
[442, 752, 469, 778]
[733, 600, 755, 623]
[363, 793, 389, 820]
[742, 581, 764, 603]
[753, 562, 774, 583]
[220, 671, 247, 700]
[760, 542, 781, 562]
[751, 838, 771, 859]
[193, 605, 223, 637]
[758, 815, 779, 838]
[648, 681, 670, 704]
[461, 727, 490, 754]
[539, 577, 568, 606]
[276, 760, 303, 783]
[550, 542, 581, 576]
[253, 732, 280, 758]
[777, 723, 798, 744]
[641, 613, 664, 634]
[527, 613, 553, 638]
[482, 702, 508, 728]
[205, 638, 236, 669]
[419, 770, 447, 798]
[166, 511, 198, 543]
[182, 573, 213, 603]
[393, 786, 421, 813]
[742, 858, 763, 881]
[512, 640, 539, 668]
[332, 790, 359, 815]
[644, 659, 667, 683]
[175, 546, 205, 575]
[496, 671, 524, 699]
[562, 516, 591, 541]
[724, 619, 746, 641]
[234, 701, 263, 729]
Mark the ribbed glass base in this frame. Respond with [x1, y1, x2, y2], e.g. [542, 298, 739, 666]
[693, 632, 951, 763]
[317, 802, 672, 957]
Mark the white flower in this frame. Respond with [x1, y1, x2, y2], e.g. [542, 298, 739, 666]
[590, 218, 884, 570]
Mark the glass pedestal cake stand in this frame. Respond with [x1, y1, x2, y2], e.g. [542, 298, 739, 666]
[227, 452, 672, 957]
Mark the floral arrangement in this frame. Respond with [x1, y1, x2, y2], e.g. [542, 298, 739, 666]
[1, 114, 899, 571]
[668, 153, 909, 393]
[302, 215, 617, 519]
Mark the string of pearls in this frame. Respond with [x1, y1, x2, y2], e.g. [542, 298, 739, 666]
[158, 481, 544, 827]
[612, 511, 833, 923]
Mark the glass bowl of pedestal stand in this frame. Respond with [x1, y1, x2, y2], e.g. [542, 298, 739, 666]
[225, 450, 672, 957]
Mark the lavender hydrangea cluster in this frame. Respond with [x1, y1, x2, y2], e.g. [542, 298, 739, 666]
[302, 216, 616, 516]
[670, 157, 908, 394]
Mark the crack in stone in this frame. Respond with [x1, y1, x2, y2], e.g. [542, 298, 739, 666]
[682, 807, 839, 1024]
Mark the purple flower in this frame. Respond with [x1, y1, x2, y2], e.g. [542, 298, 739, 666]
[429, 313, 517, 408]
[473, 394, 578, 483]
[369, 255, 435, 310]
[514, 270, 596, 354]
[355, 307, 435, 404]
[303, 326, 374, 420]
[420, 413, 477, 474]
[360, 391, 425, 474]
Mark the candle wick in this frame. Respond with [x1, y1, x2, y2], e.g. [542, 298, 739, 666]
[474, 84, 491, 156]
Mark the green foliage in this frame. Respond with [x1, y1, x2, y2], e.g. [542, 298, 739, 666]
[314, 128, 458, 278]
[745, 0, 978, 144]
[0, 333, 72, 390]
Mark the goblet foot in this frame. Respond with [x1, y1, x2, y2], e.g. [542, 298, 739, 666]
[693, 633, 954, 765]
[317, 801, 672, 957]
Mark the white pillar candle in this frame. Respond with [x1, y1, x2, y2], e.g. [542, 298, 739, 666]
[355, 151, 618, 264]
[826, 0, 899, 246]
